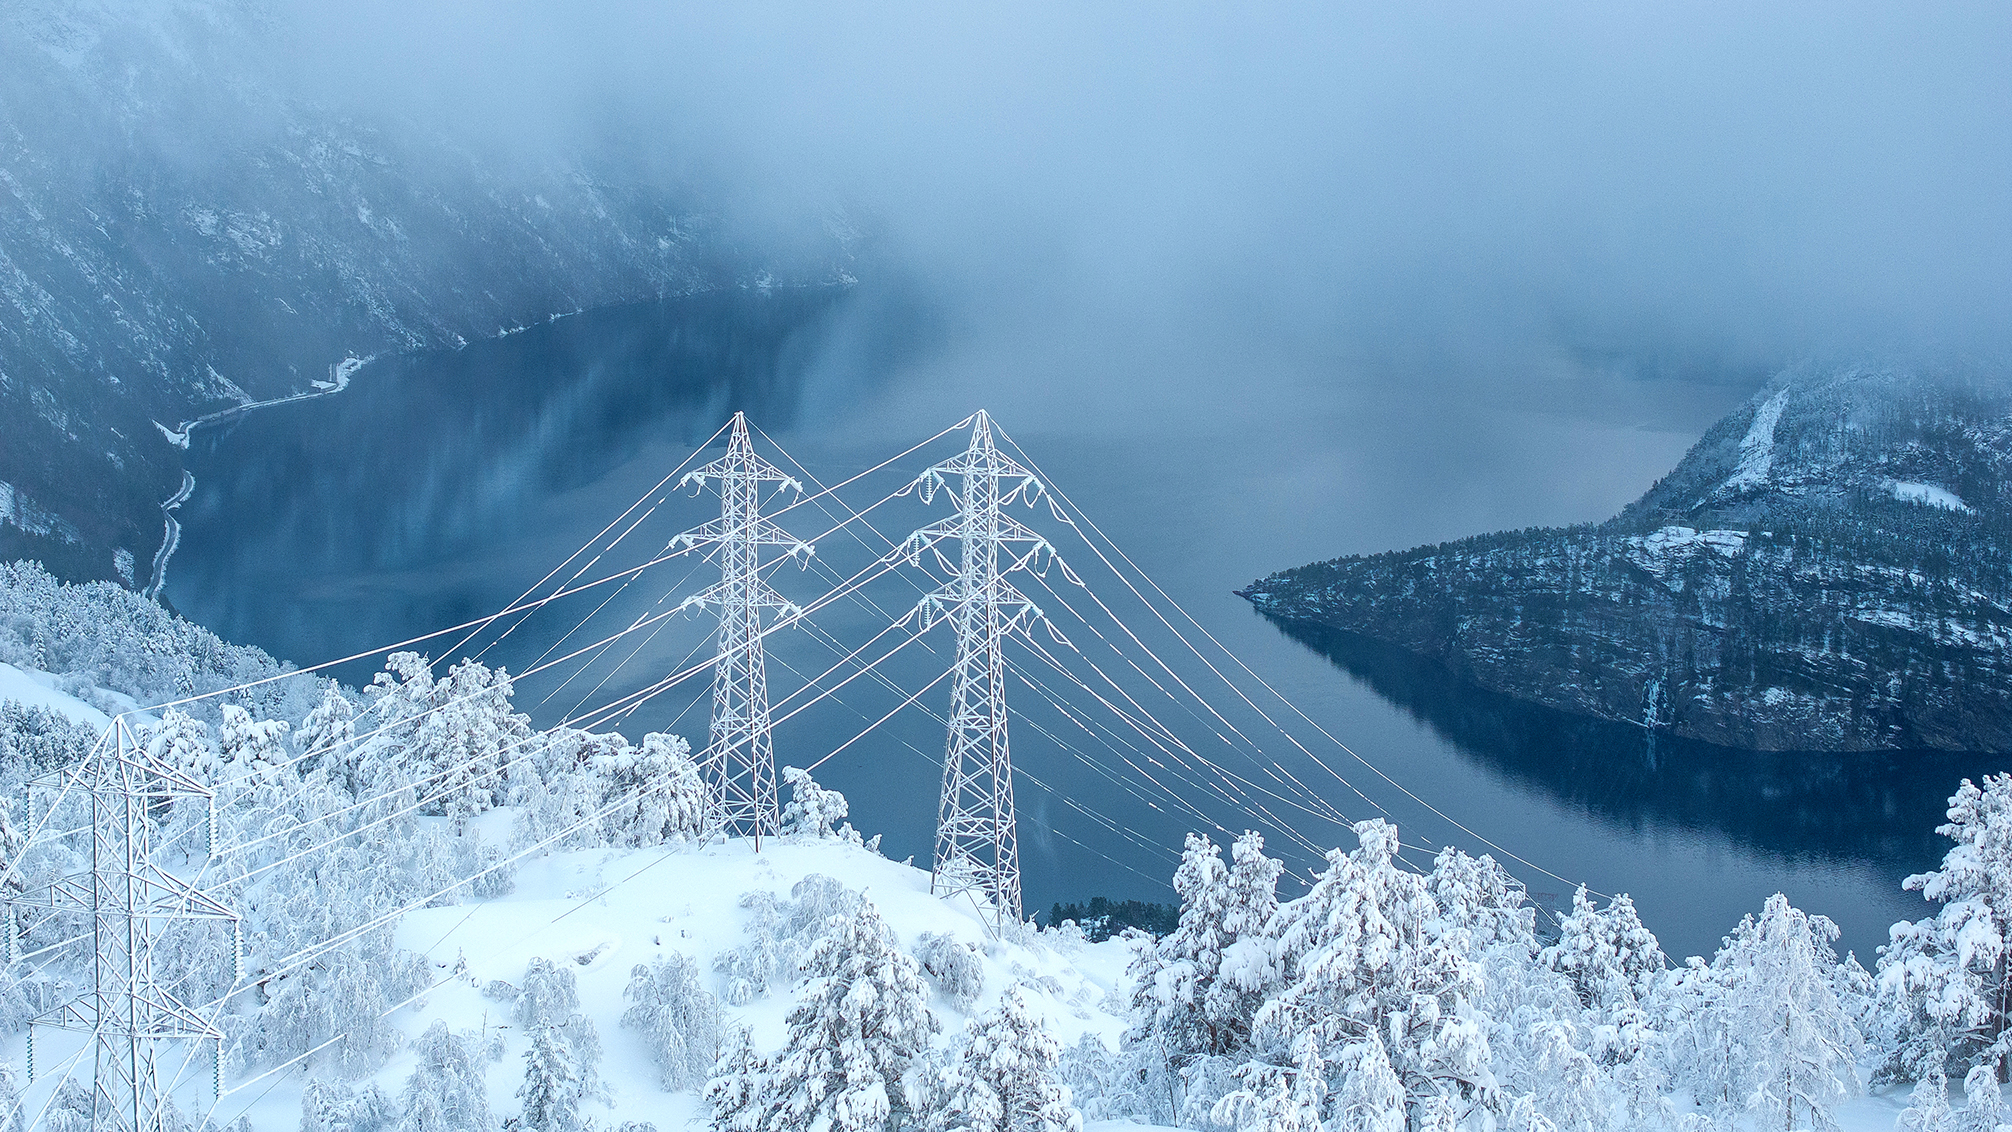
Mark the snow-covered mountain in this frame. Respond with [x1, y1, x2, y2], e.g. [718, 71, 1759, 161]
[0, 0, 855, 586]
[1243, 366, 2012, 752]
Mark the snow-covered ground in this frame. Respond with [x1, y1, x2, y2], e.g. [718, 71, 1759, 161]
[0, 663, 110, 729]
[1885, 479, 1974, 513]
[1722, 385, 1791, 492]
[206, 836, 1134, 1130]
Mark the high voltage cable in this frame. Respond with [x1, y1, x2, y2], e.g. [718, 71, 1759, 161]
[991, 424, 1606, 898]
[455, 417, 734, 665]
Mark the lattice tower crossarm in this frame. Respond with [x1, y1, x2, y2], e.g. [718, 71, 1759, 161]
[905, 410, 1056, 927]
[8, 716, 239, 1132]
[672, 412, 813, 848]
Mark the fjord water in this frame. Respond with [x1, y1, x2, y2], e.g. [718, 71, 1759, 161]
[166, 288, 1993, 959]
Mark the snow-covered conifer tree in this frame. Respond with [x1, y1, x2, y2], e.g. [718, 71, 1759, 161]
[915, 931, 987, 1011]
[1877, 774, 2012, 1084]
[517, 957, 582, 1028]
[217, 703, 291, 788]
[1952, 1064, 2006, 1132]
[716, 890, 795, 1005]
[397, 1022, 492, 1132]
[145, 706, 215, 780]
[1210, 1033, 1324, 1132]
[622, 952, 725, 1090]
[1330, 1033, 1406, 1132]
[1255, 820, 1486, 1124]
[1712, 894, 1862, 1132]
[750, 895, 939, 1132]
[300, 1077, 394, 1132]
[509, 1021, 589, 1132]
[935, 984, 1081, 1132]
[1205, 832, 1284, 1051]
[1539, 886, 1666, 1019]
[0, 1061, 21, 1132]
[1427, 847, 1537, 959]
[295, 682, 357, 785]
[1127, 832, 1237, 1084]
[597, 731, 706, 846]
[779, 766, 862, 843]
[1527, 1022, 1606, 1132]
[707, 1028, 768, 1132]
[415, 658, 531, 822]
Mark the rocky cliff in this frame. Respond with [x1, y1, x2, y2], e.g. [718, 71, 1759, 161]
[0, 0, 852, 585]
[1242, 367, 2012, 752]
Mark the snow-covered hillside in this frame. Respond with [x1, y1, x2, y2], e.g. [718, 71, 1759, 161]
[201, 838, 1138, 1131]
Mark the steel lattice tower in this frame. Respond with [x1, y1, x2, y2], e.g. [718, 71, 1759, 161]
[906, 411, 1054, 926]
[11, 716, 239, 1132]
[674, 412, 813, 848]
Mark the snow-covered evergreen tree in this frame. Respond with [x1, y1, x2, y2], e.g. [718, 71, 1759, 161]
[0, 1061, 22, 1132]
[416, 658, 532, 822]
[397, 1022, 492, 1132]
[1128, 828, 1280, 1119]
[1877, 774, 2012, 1083]
[300, 1077, 395, 1132]
[622, 952, 725, 1090]
[509, 1021, 590, 1132]
[1255, 820, 1487, 1126]
[146, 706, 216, 780]
[1206, 832, 1284, 1054]
[295, 682, 357, 784]
[916, 931, 987, 1012]
[1717, 894, 1862, 1132]
[1539, 887, 1666, 1020]
[517, 957, 582, 1028]
[925, 985, 1080, 1132]
[707, 1028, 768, 1132]
[779, 765, 864, 844]
[739, 895, 939, 1132]
[716, 889, 797, 1005]
[1210, 1032, 1326, 1132]
[596, 731, 706, 846]
[217, 703, 292, 789]
[1330, 1033, 1406, 1132]
[1669, 894, 1861, 1131]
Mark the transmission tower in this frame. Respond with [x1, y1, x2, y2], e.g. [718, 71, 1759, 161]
[905, 410, 1055, 926]
[674, 412, 813, 848]
[10, 715, 240, 1132]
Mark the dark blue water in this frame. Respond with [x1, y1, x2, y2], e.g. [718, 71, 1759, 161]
[166, 286, 1996, 959]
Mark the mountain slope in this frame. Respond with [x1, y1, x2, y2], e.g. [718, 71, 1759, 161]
[0, 0, 853, 584]
[1242, 366, 2012, 752]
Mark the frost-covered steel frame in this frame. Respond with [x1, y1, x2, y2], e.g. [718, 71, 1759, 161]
[906, 411, 1055, 927]
[10, 716, 239, 1132]
[675, 412, 812, 850]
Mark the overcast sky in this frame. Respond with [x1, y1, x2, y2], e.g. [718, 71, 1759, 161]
[282, 1, 2011, 425]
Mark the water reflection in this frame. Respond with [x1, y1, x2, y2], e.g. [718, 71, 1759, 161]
[1262, 615, 2004, 883]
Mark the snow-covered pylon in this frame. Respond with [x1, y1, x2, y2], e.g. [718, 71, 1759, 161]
[8, 715, 241, 1132]
[673, 412, 813, 849]
[904, 410, 1056, 927]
